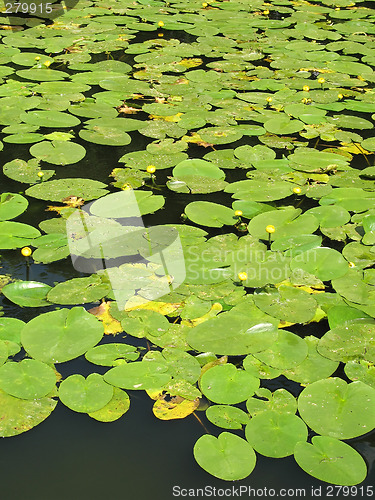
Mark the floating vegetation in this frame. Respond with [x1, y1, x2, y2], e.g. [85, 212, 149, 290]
[0, 0, 375, 487]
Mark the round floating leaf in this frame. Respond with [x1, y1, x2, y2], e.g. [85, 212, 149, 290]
[88, 387, 130, 422]
[317, 322, 375, 363]
[246, 389, 297, 417]
[298, 378, 375, 439]
[47, 276, 109, 305]
[284, 336, 339, 384]
[345, 360, 375, 389]
[0, 389, 57, 437]
[16, 69, 67, 82]
[0, 317, 25, 345]
[254, 330, 308, 370]
[294, 436, 367, 486]
[21, 111, 80, 128]
[26, 179, 108, 202]
[79, 127, 131, 146]
[290, 247, 349, 282]
[85, 344, 139, 367]
[264, 117, 304, 135]
[0, 359, 56, 400]
[172, 159, 225, 180]
[0, 222, 41, 249]
[104, 361, 171, 390]
[3, 158, 54, 184]
[253, 285, 317, 324]
[185, 201, 236, 228]
[29, 141, 86, 165]
[206, 405, 249, 430]
[193, 432, 256, 481]
[187, 313, 279, 356]
[306, 205, 351, 228]
[2, 281, 52, 307]
[0, 193, 28, 221]
[200, 364, 259, 404]
[59, 373, 113, 413]
[21, 307, 104, 364]
[90, 190, 165, 218]
[245, 411, 308, 458]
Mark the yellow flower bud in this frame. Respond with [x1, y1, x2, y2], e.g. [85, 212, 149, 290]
[293, 187, 302, 194]
[266, 225, 275, 234]
[21, 247, 32, 257]
[234, 210, 243, 217]
[34, 56, 41, 61]
[202, 2, 208, 6]
[318, 77, 325, 84]
[348, 262, 356, 268]
[303, 85, 310, 92]
[338, 93, 344, 100]
[44, 61, 51, 67]
[238, 272, 248, 281]
[263, 9, 270, 15]
[37, 171, 44, 178]
[146, 165, 156, 174]
[266, 97, 273, 103]
[158, 21, 164, 27]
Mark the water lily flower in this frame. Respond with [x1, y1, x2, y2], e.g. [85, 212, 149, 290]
[263, 9, 270, 15]
[338, 93, 344, 100]
[318, 77, 325, 84]
[202, 2, 208, 6]
[348, 262, 356, 268]
[293, 187, 302, 194]
[21, 247, 32, 257]
[238, 272, 247, 281]
[234, 210, 243, 217]
[158, 21, 164, 27]
[266, 225, 275, 234]
[147, 165, 156, 174]
[44, 61, 51, 68]
[34, 56, 41, 61]
[303, 85, 310, 92]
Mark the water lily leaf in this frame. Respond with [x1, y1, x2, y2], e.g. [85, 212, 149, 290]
[0, 221, 41, 249]
[243, 354, 282, 380]
[26, 179, 108, 202]
[161, 348, 201, 384]
[21, 111, 80, 128]
[0, 317, 25, 345]
[246, 389, 297, 417]
[79, 127, 131, 146]
[197, 126, 243, 145]
[88, 387, 130, 422]
[253, 285, 317, 324]
[152, 395, 199, 420]
[306, 205, 350, 228]
[21, 307, 104, 364]
[290, 247, 349, 282]
[59, 373, 113, 413]
[206, 405, 249, 430]
[68, 102, 118, 119]
[283, 336, 339, 384]
[0, 389, 57, 437]
[193, 432, 256, 481]
[0, 193, 28, 221]
[185, 201, 236, 228]
[104, 361, 171, 390]
[2, 281, 52, 307]
[320, 188, 375, 213]
[298, 378, 375, 439]
[47, 276, 110, 305]
[0, 359, 56, 400]
[16, 69, 67, 82]
[85, 344, 138, 367]
[361, 137, 375, 152]
[317, 322, 375, 363]
[187, 312, 278, 356]
[225, 179, 294, 202]
[345, 360, 375, 389]
[121, 309, 170, 339]
[32, 233, 70, 264]
[90, 190, 165, 217]
[29, 141, 86, 165]
[3, 133, 44, 144]
[3, 158, 54, 184]
[327, 305, 371, 329]
[172, 158, 225, 180]
[253, 330, 308, 370]
[200, 363, 259, 404]
[264, 116, 304, 135]
[294, 436, 367, 486]
[87, 301, 123, 336]
[245, 411, 308, 458]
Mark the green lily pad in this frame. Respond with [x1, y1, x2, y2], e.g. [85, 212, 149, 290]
[21, 307, 104, 364]
[298, 378, 375, 439]
[21, 111, 80, 128]
[253, 330, 308, 370]
[206, 405, 249, 430]
[0, 317, 25, 345]
[344, 360, 375, 389]
[3, 158, 54, 184]
[290, 247, 349, 282]
[0, 359, 56, 400]
[193, 432, 256, 481]
[26, 179, 108, 202]
[85, 344, 138, 367]
[246, 389, 297, 417]
[0, 193, 28, 221]
[0, 222, 41, 249]
[88, 387, 130, 422]
[245, 410, 308, 458]
[79, 127, 131, 146]
[47, 276, 110, 305]
[104, 361, 171, 391]
[200, 364, 259, 404]
[29, 141, 86, 165]
[59, 373, 113, 413]
[0, 389, 57, 437]
[294, 436, 367, 486]
[2, 281, 52, 307]
[185, 201, 236, 228]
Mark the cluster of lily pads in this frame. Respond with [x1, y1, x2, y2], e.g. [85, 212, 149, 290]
[1, 0, 375, 487]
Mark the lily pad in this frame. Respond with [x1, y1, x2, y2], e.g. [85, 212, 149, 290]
[29, 141, 86, 165]
[59, 373, 113, 413]
[193, 432, 256, 481]
[0, 193, 28, 221]
[104, 361, 171, 390]
[0, 359, 56, 400]
[2, 281, 52, 307]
